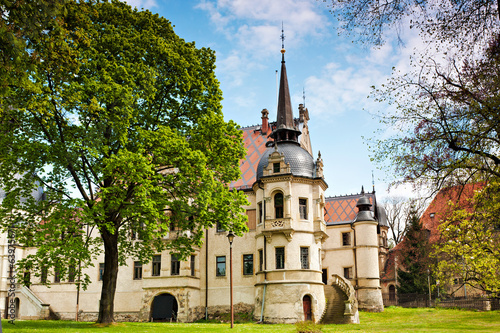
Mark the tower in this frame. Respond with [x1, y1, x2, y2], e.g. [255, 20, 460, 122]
[353, 189, 384, 312]
[252, 36, 328, 323]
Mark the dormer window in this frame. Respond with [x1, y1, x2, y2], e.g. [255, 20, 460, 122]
[273, 162, 280, 173]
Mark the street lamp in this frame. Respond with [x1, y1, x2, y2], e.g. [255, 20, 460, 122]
[227, 231, 235, 329]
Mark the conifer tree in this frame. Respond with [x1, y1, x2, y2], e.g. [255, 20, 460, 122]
[397, 207, 432, 294]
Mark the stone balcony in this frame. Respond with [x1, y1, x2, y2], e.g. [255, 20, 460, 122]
[262, 217, 294, 241]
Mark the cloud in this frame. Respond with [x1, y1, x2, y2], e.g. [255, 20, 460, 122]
[302, 60, 389, 117]
[123, 0, 158, 10]
[196, 0, 329, 57]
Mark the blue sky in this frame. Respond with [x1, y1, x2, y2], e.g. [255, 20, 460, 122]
[125, 0, 421, 198]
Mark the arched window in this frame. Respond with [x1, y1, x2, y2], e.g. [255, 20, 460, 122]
[274, 192, 283, 218]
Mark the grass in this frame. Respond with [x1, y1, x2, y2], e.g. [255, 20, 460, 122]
[2, 307, 500, 332]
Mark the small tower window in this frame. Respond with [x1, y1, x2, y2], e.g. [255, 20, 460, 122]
[273, 162, 280, 173]
[300, 247, 309, 269]
[342, 232, 351, 246]
[299, 198, 307, 220]
[274, 192, 284, 218]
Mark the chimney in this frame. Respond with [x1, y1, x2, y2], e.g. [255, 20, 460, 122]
[261, 108, 269, 134]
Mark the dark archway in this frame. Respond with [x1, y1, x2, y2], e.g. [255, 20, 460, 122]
[389, 285, 396, 301]
[151, 293, 178, 322]
[14, 297, 20, 318]
[303, 295, 312, 321]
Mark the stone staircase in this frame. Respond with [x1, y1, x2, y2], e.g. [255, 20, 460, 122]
[319, 275, 359, 324]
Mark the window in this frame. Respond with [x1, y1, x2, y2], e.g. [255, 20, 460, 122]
[275, 247, 285, 269]
[273, 162, 280, 173]
[342, 232, 351, 246]
[134, 261, 142, 280]
[344, 267, 353, 279]
[191, 255, 195, 276]
[274, 192, 284, 219]
[54, 268, 61, 283]
[216, 222, 225, 232]
[99, 263, 105, 281]
[171, 254, 180, 276]
[216, 256, 226, 276]
[243, 254, 253, 275]
[258, 202, 263, 224]
[41, 266, 48, 284]
[152, 255, 161, 276]
[259, 249, 263, 272]
[300, 247, 309, 269]
[68, 265, 76, 283]
[299, 198, 307, 220]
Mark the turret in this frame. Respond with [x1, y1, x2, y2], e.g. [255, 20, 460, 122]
[353, 187, 384, 312]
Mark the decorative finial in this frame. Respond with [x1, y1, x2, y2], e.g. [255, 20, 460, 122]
[361, 186, 365, 195]
[318, 151, 321, 158]
[303, 87, 306, 107]
[281, 22, 285, 50]
[372, 170, 375, 193]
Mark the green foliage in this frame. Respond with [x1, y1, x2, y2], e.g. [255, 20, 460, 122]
[397, 207, 433, 294]
[0, 0, 248, 323]
[432, 181, 500, 297]
[295, 321, 322, 333]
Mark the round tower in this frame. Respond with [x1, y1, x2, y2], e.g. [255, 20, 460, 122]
[252, 37, 328, 323]
[353, 190, 384, 312]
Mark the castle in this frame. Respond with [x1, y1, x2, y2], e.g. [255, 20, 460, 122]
[1, 47, 388, 323]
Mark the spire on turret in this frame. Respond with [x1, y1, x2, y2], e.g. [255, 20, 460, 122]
[269, 24, 301, 145]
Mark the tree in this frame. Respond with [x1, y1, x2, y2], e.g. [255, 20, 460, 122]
[0, 0, 248, 324]
[328, 0, 500, 48]
[397, 207, 433, 294]
[0, 0, 66, 95]
[432, 181, 500, 297]
[371, 33, 500, 191]
[383, 196, 427, 246]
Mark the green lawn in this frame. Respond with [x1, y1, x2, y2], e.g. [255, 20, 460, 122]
[2, 307, 499, 332]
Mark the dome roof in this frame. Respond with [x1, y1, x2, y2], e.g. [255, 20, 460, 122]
[256, 142, 315, 181]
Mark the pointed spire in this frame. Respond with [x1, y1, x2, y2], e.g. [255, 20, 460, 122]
[270, 24, 301, 145]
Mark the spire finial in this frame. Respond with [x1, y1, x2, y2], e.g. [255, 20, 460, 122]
[361, 186, 365, 195]
[280, 22, 286, 61]
[372, 170, 375, 193]
[303, 87, 306, 107]
[281, 21, 285, 49]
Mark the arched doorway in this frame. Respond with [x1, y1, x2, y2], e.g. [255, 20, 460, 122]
[303, 295, 312, 321]
[151, 293, 178, 322]
[389, 285, 396, 301]
[14, 298, 20, 318]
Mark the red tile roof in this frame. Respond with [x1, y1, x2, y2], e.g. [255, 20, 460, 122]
[230, 125, 271, 190]
[324, 193, 375, 225]
[420, 183, 484, 243]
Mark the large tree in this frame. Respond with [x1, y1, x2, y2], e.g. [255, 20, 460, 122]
[0, 0, 248, 324]
[432, 182, 500, 297]
[328, 0, 500, 48]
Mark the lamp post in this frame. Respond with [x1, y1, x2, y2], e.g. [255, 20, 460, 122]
[227, 231, 235, 329]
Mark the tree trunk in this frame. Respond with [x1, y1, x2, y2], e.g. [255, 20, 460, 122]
[97, 228, 119, 324]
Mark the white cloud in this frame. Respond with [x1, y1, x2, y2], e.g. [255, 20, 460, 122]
[303, 61, 388, 117]
[196, 0, 329, 57]
[123, 0, 158, 10]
